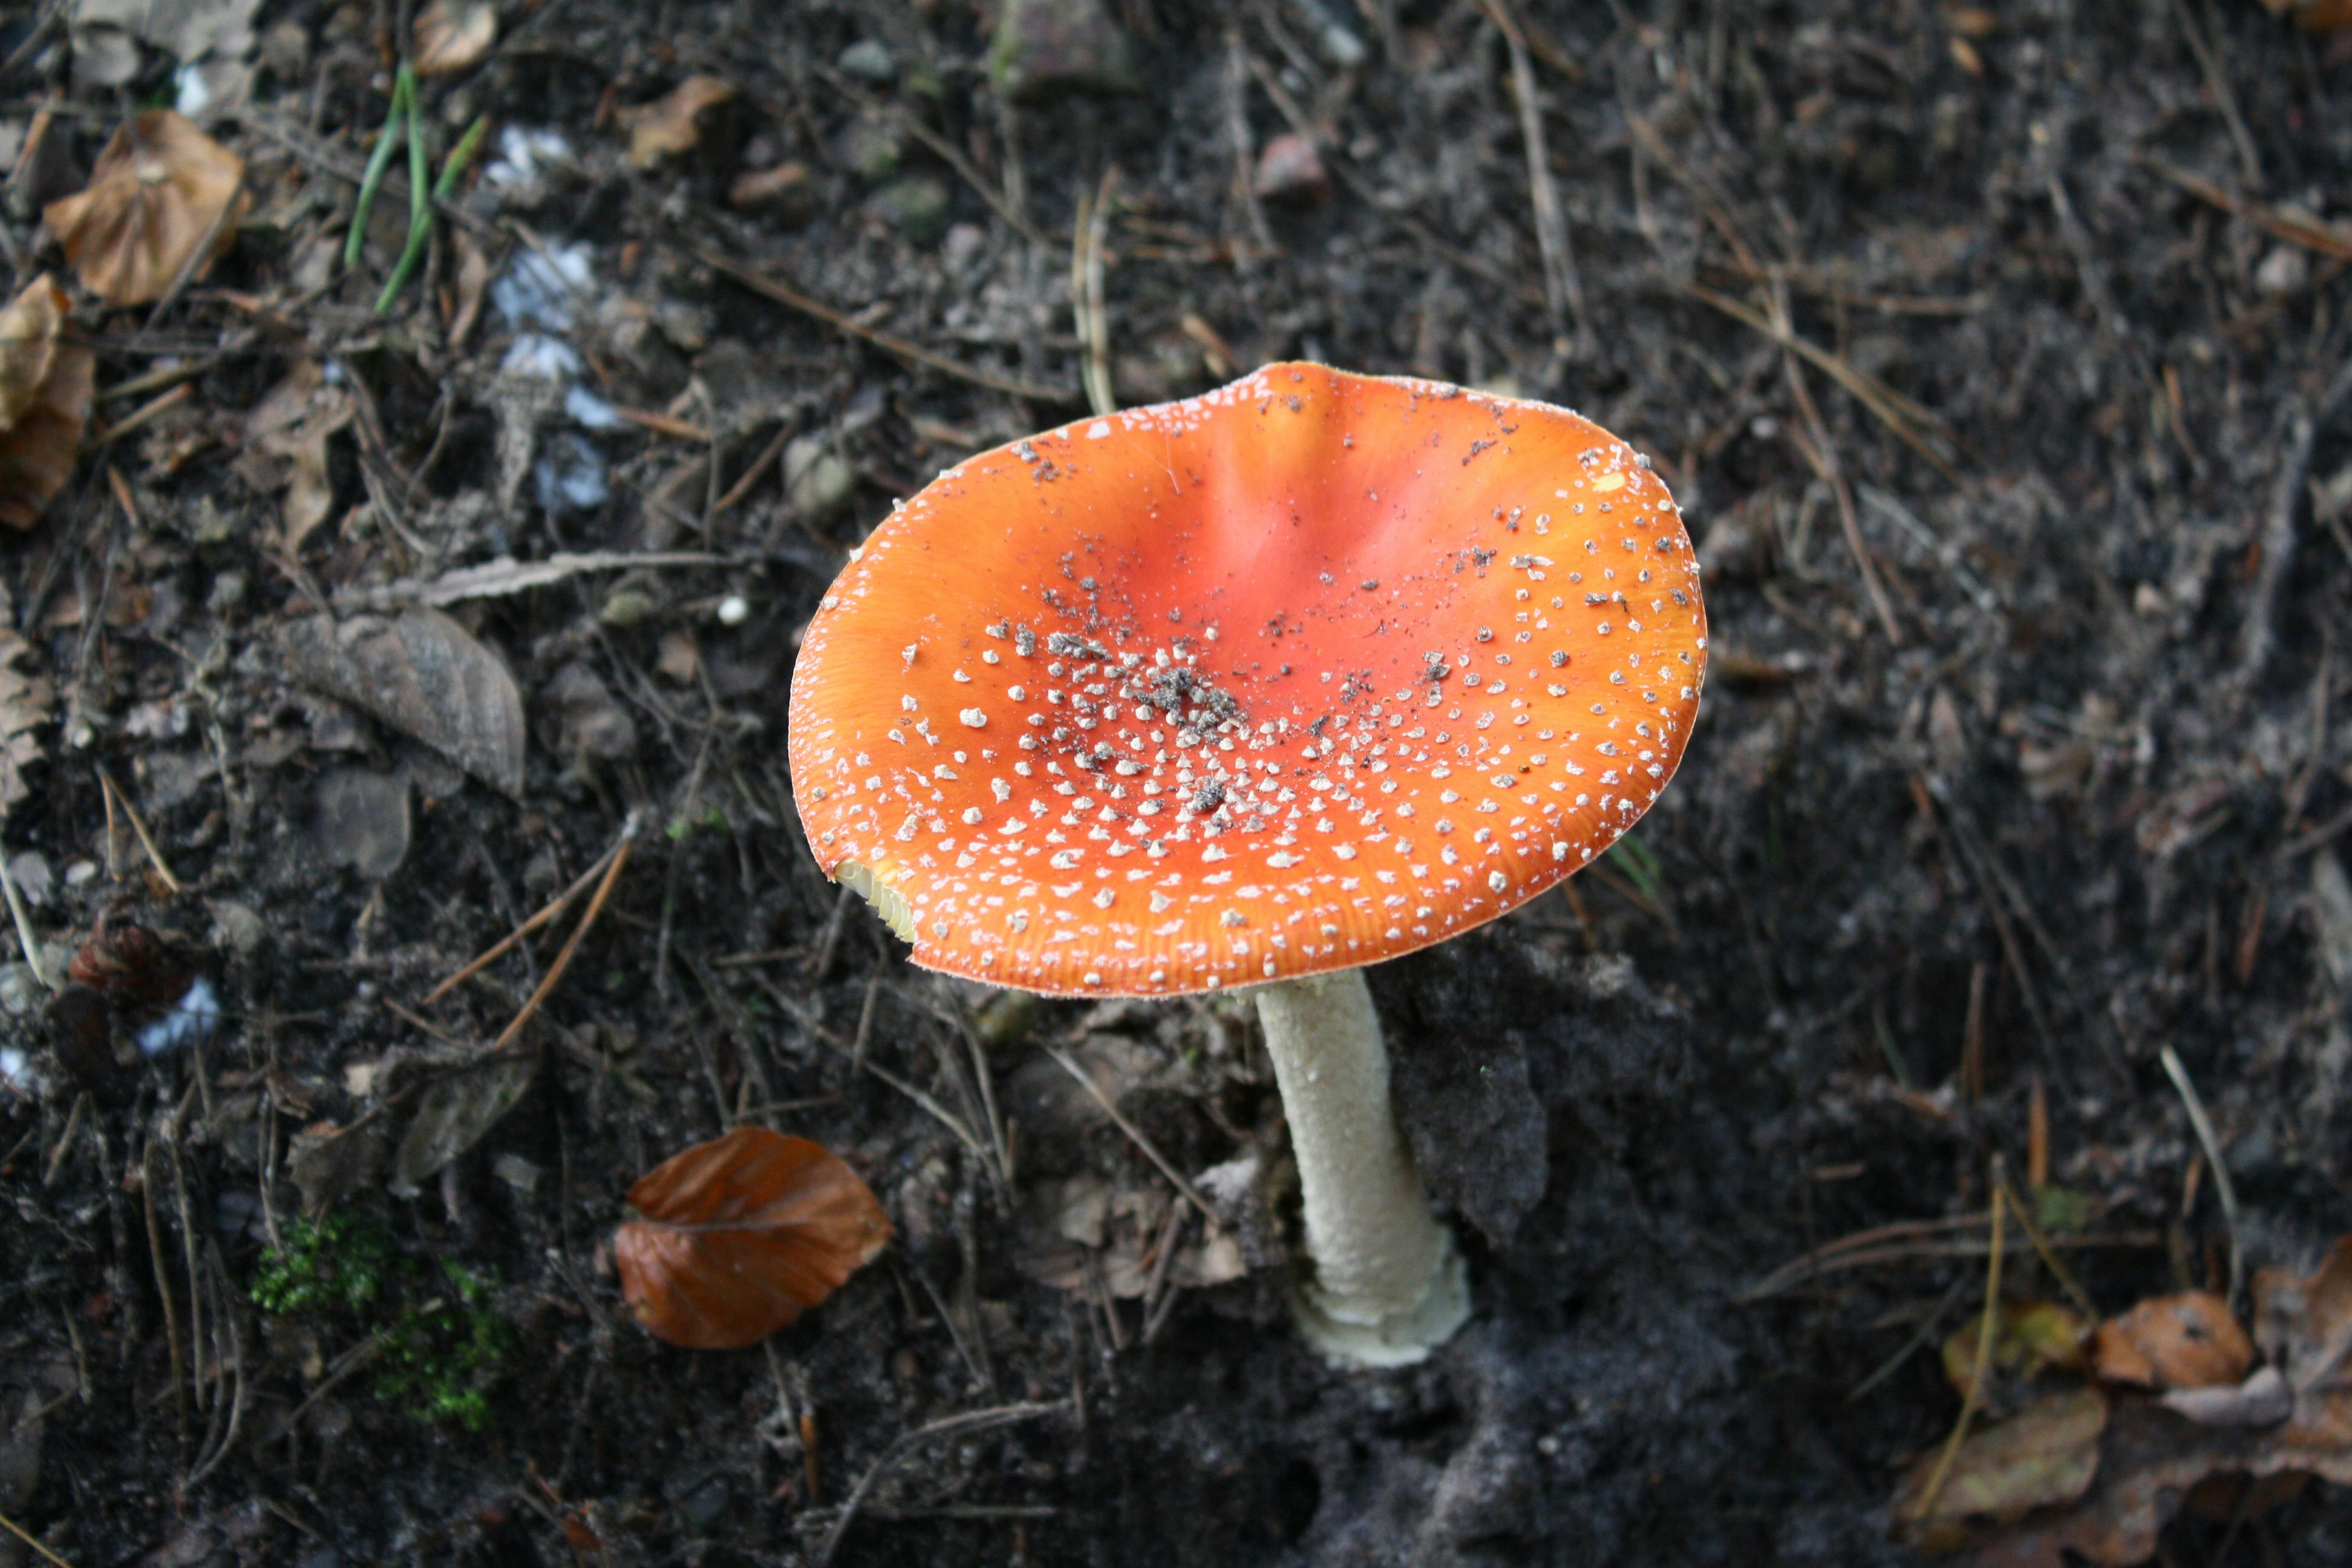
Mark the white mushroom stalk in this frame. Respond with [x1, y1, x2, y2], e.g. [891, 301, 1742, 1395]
[1254, 970, 1469, 1366]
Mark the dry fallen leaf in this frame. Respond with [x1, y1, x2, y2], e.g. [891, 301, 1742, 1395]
[234, 359, 353, 550]
[2092, 1292, 2253, 1391]
[1941, 1300, 2091, 1413]
[1920, 1236, 2352, 1565]
[613, 1127, 890, 1350]
[0, 275, 67, 427]
[74, 0, 260, 65]
[281, 607, 526, 794]
[619, 75, 734, 169]
[1894, 1387, 2109, 1552]
[1011, 1173, 1244, 1297]
[0, 581, 50, 817]
[393, 1051, 537, 1193]
[43, 111, 249, 307]
[414, 0, 497, 75]
[0, 275, 93, 531]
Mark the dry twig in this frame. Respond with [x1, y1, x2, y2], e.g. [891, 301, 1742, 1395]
[1477, 0, 1583, 339]
[1072, 169, 1119, 417]
[1910, 1183, 2004, 1520]
[814, 1403, 1064, 1567]
[485, 815, 638, 1054]
[2160, 1044, 2244, 1312]
[1043, 1045, 1216, 1224]
[0, 1508, 76, 1568]
[424, 830, 629, 1005]
[97, 766, 181, 892]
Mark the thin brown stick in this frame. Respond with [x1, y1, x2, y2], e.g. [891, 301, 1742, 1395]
[1073, 168, 1118, 418]
[2161, 1045, 2244, 1312]
[423, 835, 624, 1005]
[1043, 1045, 1215, 1224]
[1225, 31, 1273, 260]
[1478, 0, 1583, 338]
[1738, 1219, 2160, 1302]
[1995, 1171, 2097, 1319]
[2141, 158, 2352, 261]
[710, 420, 795, 519]
[1777, 338, 1904, 647]
[0, 1508, 77, 1568]
[694, 249, 1070, 403]
[487, 818, 638, 1055]
[814, 1404, 1064, 1568]
[1682, 281, 1961, 477]
[2167, 0, 2263, 192]
[812, 66, 1051, 247]
[87, 382, 194, 452]
[0, 842, 51, 990]
[97, 767, 182, 892]
[141, 1142, 188, 1457]
[136, 163, 247, 342]
[1912, 1184, 2004, 1520]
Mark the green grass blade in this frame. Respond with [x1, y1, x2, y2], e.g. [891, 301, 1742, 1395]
[344, 72, 411, 271]
[377, 113, 488, 314]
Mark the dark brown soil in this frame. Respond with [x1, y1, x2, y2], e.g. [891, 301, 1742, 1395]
[5, 1, 2352, 1564]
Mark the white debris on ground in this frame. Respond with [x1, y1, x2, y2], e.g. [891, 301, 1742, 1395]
[481, 126, 575, 205]
[138, 974, 221, 1057]
[488, 241, 613, 516]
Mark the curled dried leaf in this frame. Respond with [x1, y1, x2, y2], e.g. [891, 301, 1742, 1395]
[1922, 1238, 2352, 1565]
[0, 276, 93, 531]
[2092, 1292, 2253, 1391]
[0, 582, 49, 815]
[1893, 1387, 2109, 1551]
[67, 915, 198, 1013]
[280, 607, 526, 794]
[619, 75, 734, 168]
[1941, 1300, 2092, 1407]
[613, 1127, 890, 1350]
[0, 275, 67, 429]
[235, 360, 352, 549]
[43, 111, 249, 307]
[414, 0, 498, 75]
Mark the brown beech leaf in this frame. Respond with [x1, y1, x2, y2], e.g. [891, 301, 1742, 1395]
[2092, 1292, 2253, 1391]
[619, 75, 734, 169]
[43, 111, 249, 307]
[414, 0, 498, 75]
[613, 1128, 890, 1350]
[0, 275, 93, 531]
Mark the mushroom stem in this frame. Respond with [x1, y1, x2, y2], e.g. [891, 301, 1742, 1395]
[1253, 969, 1470, 1367]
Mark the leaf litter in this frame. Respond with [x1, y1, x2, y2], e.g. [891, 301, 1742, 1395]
[0, 581, 48, 817]
[0, 275, 93, 531]
[42, 110, 249, 307]
[280, 607, 526, 794]
[1898, 1239, 2352, 1564]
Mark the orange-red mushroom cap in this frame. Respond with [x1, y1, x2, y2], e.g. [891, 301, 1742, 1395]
[786, 364, 1707, 998]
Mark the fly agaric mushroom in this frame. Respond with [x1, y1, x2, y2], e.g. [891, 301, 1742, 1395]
[787, 363, 1705, 1365]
